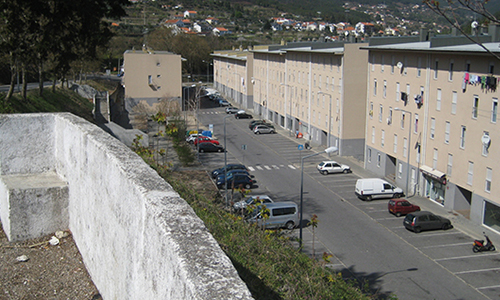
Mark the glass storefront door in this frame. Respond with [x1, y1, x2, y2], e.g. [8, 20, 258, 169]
[425, 176, 445, 205]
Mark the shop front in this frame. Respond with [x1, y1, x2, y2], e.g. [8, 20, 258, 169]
[420, 165, 447, 205]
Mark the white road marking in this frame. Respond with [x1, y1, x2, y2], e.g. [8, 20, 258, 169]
[454, 267, 500, 275]
[288, 165, 296, 169]
[256, 166, 263, 170]
[272, 165, 279, 169]
[435, 252, 500, 261]
[421, 242, 471, 249]
[478, 284, 500, 290]
[264, 165, 272, 170]
[247, 167, 255, 171]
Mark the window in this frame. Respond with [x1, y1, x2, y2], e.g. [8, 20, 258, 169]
[326, 76, 329, 91]
[414, 114, 419, 133]
[391, 55, 395, 73]
[148, 75, 152, 84]
[406, 84, 410, 99]
[369, 102, 373, 119]
[401, 112, 405, 129]
[417, 57, 422, 77]
[388, 107, 393, 125]
[465, 60, 471, 72]
[396, 82, 400, 102]
[492, 98, 498, 123]
[379, 105, 383, 122]
[460, 126, 466, 149]
[433, 148, 438, 169]
[381, 55, 385, 72]
[482, 131, 490, 156]
[381, 130, 385, 147]
[444, 122, 450, 144]
[383, 80, 387, 98]
[486, 167, 492, 192]
[398, 162, 403, 178]
[448, 60, 454, 81]
[472, 96, 479, 119]
[489, 62, 494, 74]
[431, 118, 436, 139]
[467, 161, 474, 185]
[367, 148, 372, 163]
[451, 92, 457, 114]
[403, 138, 408, 158]
[332, 77, 335, 91]
[434, 59, 439, 79]
[436, 89, 442, 111]
[374, 79, 377, 96]
[393, 134, 398, 153]
[377, 153, 381, 167]
[447, 154, 453, 176]
[371, 54, 375, 71]
[371, 127, 375, 144]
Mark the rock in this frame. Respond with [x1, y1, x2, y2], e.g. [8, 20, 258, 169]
[16, 255, 29, 262]
[55, 231, 69, 239]
[49, 236, 60, 246]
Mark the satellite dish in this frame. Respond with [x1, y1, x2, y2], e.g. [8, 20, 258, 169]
[481, 134, 491, 145]
[397, 62, 403, 69]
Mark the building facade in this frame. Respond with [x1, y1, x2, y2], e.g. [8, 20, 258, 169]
[363, 26, 500, 232]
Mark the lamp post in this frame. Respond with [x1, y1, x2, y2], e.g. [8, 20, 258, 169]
[223, 114, 232, 206]
[394, 107, 412, 197]
[318, 91, 332, 151]
[299, 146, 338, 248]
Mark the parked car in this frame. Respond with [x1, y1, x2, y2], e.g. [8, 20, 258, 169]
[193, 136, 219, 146]
[186, 133, 205, 144]
[225, 107, 239, 114]
[235, 112, 253, 119]
[388, 199, 421, 217]
[198, 143, 224, 153]
[253, 125, 276, 134]
[403, 211, 452, 233]
[216, 169, 254, 182]
[355, 178, 404, 201]
[219, 99, 231, 106]
[317, 161, 351, 174]
[246, 202, 299, 230]
[249, 120, 274, 130]
[211, 164, 248, 179]
[233, 195, 274, 212]
[216, 173, 255, 189]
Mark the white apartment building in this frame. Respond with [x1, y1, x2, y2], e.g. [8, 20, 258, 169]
[363, 26, 500, 232]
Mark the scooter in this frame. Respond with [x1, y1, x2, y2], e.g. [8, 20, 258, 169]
[473, 233, 496, 253]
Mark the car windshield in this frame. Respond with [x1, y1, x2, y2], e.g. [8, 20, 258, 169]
[318, 162, 326, 167]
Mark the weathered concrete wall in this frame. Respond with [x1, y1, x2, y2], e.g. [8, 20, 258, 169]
[0, 113, 253, 300]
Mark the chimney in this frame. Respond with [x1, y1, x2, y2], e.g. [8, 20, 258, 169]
[419, 27, 429, 42]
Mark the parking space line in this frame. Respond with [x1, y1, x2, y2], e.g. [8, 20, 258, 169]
[478, 284, 500, 290]
[374, 217, 399, 221]
[435, 252, 500, 261]
[421, 242, 471, 249]
[288, 165, 296, 169]
[247, 167, 255, 171]
[370, 209, 389, 213]
[454, 267, 500, 275]
[408, 231, 462, 238]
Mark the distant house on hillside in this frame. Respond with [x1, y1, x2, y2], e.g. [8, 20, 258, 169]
[184, 10, 197, 18]
[355, 22, 375, 35]
[206, 17, 218, 25]
[213, 27, 230, 36]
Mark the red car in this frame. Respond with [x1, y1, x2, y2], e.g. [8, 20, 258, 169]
[388, 199, 420, 217]
[193, 136, 220, 146]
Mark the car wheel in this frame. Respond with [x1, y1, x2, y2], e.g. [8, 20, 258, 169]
[321, 170, 328, 175]
[343, 169, 349, 173]
[366, 195, 372, 201]
[218, 149, 223, 153]
[256, 131, 260, 134]
[442, 223, 451, 230]
[414, 226, 421, 233]
[244, 183, 251, 189]
[396, 212, 402, 217]
[285, 221, 295, 230]
[199, 149, 205, 153]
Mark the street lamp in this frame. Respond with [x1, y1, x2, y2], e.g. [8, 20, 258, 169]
[223, 114, 232, 206]
[318, 91, 332, 151]
[299, 146, 338, 248]
[394, 107, 412, 197]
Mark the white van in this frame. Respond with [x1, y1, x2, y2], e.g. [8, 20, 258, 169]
[355, 178, 404, 201]
[246, 202, 299, 230]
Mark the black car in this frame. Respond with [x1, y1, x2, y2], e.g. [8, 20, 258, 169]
[235, 112, 253, 119]
[216, 169, 254, 183]
[211, 164, 248, 179]
[403, 211, 452, 233]
[198, 143, 224, 153]
[216, 173, 255, 189]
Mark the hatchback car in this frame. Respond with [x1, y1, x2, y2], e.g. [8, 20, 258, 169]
[185, 133, 205, 144]
[193, 136, 219, 146]
[225, 107, 239, 114]
[219, 99, 231, 107]
[388, 199, 420, 217]
[216, 173, 255, 189]
[235, 112, 253, 119]
[317, 161, 351, 175]
[233, 195, 274, 212]
[211, 164, 248, 179]
[249, 120, 274, 130]
[403, 211, 452, 233]
[216, 170, 254, 183]
[254, 125, 276, 134]
[198, 143, 224, 153]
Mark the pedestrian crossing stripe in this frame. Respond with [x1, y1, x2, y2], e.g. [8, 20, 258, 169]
[246, 165, 297, 171]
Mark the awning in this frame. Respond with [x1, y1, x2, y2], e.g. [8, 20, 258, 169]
[420, 165, 447, 184]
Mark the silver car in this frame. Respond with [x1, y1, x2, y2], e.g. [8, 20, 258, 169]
[317, 161, 351, 175]
[253, 125, 276, 134]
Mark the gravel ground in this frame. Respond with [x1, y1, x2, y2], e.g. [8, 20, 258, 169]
[0, 224, 100, 300]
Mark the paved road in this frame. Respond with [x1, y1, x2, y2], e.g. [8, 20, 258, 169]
[192, 96, 500, 300]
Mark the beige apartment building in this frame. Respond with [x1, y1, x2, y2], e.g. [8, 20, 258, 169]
[363, 26, 500, 232]
[121, 50, 182, 128]
[212, 41, 369, 159]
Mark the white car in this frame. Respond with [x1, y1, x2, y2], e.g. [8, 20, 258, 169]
[233, 195, 273, 212]
[317, 161, 351, 175]
[225, 107, 239, 114]
[185, 133, 205, 144]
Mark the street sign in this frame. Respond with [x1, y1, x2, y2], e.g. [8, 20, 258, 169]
[298, 144, 304, 151]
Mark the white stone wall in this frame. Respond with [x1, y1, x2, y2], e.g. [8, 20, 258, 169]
[0, 113, 253, 300]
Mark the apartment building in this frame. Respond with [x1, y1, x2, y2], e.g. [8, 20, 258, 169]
[212, 41, 368, 159]
[363, 26, 500, 232]
[121, 49, 182, 129]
